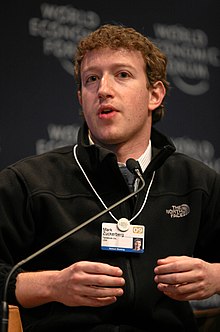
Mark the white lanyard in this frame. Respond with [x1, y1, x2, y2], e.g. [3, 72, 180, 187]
[73, 144, 155, 224]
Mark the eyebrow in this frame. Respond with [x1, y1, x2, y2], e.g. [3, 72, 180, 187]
[82, 62, 136, 74]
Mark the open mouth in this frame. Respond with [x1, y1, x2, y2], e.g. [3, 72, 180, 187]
[101, 109, 113, 114]
[98, 105, 117, 118]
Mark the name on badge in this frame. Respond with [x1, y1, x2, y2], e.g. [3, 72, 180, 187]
[101, 222, 145, 253]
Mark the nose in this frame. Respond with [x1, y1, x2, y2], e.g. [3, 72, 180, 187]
[98, 75, 114, 100]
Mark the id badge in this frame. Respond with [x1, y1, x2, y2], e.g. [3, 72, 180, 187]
[101, 222, 145, 253]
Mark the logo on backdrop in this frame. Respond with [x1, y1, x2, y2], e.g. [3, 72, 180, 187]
[36, 123, 80, 154]
[29, 2, 100, 76]
[152, 23, 220, 95]
[29, 9, 220, 95]
[172, 136, 220, 173]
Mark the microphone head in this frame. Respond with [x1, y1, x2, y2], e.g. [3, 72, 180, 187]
[126, 158, 141, 174]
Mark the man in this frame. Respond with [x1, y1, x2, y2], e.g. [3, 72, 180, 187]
[0, 24, 220, 331]
[133, 239, 142, 251]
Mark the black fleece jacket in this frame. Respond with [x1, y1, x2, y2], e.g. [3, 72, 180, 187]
[0, 124, 220, 331]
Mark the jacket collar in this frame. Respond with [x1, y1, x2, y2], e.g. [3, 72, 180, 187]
[77, 121, 176, 175]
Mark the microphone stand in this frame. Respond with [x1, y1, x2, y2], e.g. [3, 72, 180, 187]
[1, 163, 145, 332]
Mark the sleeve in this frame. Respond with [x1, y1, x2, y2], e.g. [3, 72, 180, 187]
[0, 166, 35, 305]
[194, 171, 220, 263]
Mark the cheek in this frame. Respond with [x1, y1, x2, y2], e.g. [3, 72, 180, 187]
[129, 86, 149, 106]
[80, 90, 95, 109]
[80, 95, 90, 116]
[131, 93, 149, 118]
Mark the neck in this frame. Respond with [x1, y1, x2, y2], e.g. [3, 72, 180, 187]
[95, 138, 150, 164]
[88, 125, 151, 163]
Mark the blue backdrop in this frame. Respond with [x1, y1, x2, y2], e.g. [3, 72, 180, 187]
[1, 0, 219, 171]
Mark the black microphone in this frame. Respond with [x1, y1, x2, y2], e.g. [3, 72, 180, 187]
[1, 159, 145, 332]
[126, 158, 143, 179]
[126, 159, 144, 192]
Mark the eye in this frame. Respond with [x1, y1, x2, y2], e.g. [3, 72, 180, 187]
[85, 75, 99, 84]
[117, 71, 130, 79]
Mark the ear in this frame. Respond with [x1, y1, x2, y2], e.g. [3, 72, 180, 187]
[77, 90, 82, 105]
[148, 81, 166, 111]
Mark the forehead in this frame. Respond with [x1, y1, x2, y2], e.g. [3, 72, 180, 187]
[80, 47, 146, 72]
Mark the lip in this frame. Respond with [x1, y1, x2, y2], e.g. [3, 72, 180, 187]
[97, 105, 118, 119]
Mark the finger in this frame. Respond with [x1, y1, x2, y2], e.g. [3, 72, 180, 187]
[162, 288, 209, 302]
[75, 261, 123, 276]
[70, 292, 119, 307]
[154, 270, 197, 285]
[81, 295, 119, 307]
[87, 274, 125, 288]
[154, 258, 193, 275]
[157, 281, 205, 297]
[156, 256, 188, 265]
[88, 285, 124, 298]
[72, 280, 124, 297]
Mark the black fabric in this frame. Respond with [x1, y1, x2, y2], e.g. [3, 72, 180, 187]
[0, 124, 220, 331]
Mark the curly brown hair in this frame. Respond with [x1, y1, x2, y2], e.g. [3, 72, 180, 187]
[73, 24, 169, 124]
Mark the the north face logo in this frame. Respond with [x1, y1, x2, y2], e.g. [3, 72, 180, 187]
[166, 204, 190, 218]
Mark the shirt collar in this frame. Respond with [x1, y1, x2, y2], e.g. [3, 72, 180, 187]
[137, 140, 152, 173]
[88, 132, 151, 173]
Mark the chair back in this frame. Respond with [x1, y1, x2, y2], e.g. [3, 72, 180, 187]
[8, 305, 23, 332]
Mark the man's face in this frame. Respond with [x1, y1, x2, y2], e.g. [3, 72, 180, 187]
[134, 240, 142, 250]
[78, 48, 159, 152]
